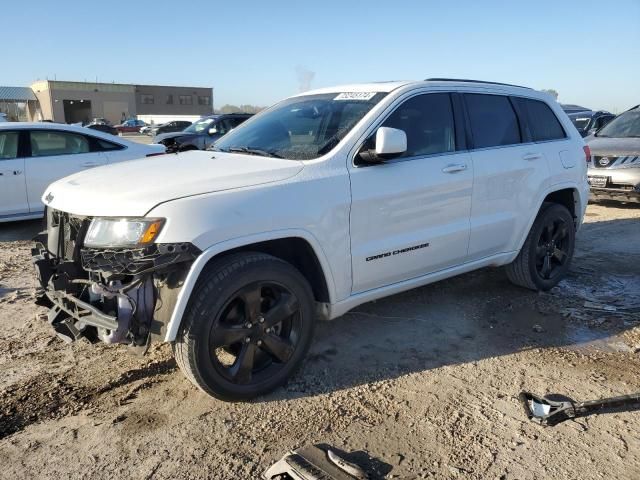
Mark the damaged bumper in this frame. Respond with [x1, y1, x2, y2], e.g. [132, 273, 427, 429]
[32, 209, 199, 347]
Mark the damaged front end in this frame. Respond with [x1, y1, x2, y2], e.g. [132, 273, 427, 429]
[32, 209, 199, 350]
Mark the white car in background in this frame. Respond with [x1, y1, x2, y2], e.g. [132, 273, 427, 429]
[0, 123, 165, 222]
[139, 124, 157, 135]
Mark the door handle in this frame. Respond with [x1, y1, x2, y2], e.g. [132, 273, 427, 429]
[82, 162, 99, 168]
[523, 153, 543, 161]
[442, 164, 467, 173]
[13, 170, 22, 175]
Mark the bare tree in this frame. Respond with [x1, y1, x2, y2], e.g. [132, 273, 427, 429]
[295, 66, 315, 93]
[216, 104, 265, 114]
[541, 89, 559, 100]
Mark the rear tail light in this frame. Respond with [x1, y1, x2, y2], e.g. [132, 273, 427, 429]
[583, 145, 591, 163]
[146, 152, 165, 157]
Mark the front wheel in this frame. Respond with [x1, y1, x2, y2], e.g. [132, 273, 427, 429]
[506, 203, 576, 291]
[172, 252, 315, 401]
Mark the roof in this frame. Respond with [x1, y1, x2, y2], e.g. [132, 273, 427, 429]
[425, 78, 532, 89]
[299, 79, 539, 98]
[298, 81, 412, 96]
[561, 104, 590, 112]
[0, 122, 136, 143]
[0, 86, 37, 101]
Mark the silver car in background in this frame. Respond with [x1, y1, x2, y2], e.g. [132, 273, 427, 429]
[586, 105, 640, 203]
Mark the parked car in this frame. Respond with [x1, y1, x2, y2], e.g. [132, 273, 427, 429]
[586, 104, 640, 203]
[561, 104, 591, 114]
[33, 79, 588, 401]
[86, 123, 118, 136]
[89, 118, 110, 126]
[567, 110, 615, 137]
[139, 124, 156, 135]
[149, 120, 192, 138]
[154, 114, 252, 152]
[0, 122, 165, 222]
[0, 113, 7, 122]
[115, 119, 147, 133]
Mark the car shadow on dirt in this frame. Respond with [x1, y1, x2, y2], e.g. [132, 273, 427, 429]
[0, 219, 41, 242]
[262, 215, 640, 401]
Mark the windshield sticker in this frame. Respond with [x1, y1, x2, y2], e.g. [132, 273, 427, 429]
[334, 92, 377, 101]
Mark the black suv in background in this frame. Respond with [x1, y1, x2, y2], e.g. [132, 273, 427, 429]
[154, 113, 253, 152]
[568, 110, 615, 137]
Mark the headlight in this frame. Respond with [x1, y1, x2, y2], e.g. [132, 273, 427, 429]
[84, 218, 165, 248]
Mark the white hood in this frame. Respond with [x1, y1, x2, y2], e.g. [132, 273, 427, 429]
[43, 150, 304, 217]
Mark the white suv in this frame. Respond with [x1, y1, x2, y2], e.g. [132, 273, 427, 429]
[33, 79, 589, 400]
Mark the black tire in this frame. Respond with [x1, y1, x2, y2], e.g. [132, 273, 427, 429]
[506, 202, 575, 291]
[172, 252, 315, 401]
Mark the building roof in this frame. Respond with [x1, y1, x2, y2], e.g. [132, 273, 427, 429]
[0, 86, 37, 101]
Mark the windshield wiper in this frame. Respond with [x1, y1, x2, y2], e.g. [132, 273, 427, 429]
[224, 146, 283, 158]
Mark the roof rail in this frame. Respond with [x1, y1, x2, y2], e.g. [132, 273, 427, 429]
[425, 78, 532, 90]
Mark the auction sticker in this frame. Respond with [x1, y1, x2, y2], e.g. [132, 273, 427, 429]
[334, 92, 377, 101]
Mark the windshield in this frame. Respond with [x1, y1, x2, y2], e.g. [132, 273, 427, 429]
[184, 117, 217, 134]
[213, 92, 387, 160]
[596, 110, 640, 138]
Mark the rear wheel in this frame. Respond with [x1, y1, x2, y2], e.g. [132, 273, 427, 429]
[506, 203, 575, 291]
[173, 252, 315, 401]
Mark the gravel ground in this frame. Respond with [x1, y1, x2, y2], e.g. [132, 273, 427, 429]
[0, 202, 639, 479]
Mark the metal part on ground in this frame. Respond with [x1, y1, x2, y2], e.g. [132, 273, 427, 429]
[263, 445, 368, 480]
[519, 390, 640, 426]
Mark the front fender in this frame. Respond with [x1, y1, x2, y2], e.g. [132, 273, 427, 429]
[162, 228, 336, 342]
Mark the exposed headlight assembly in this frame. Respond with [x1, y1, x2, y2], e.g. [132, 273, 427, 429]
[84, 218, 165, 248]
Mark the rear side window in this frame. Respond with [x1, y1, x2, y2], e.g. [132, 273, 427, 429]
[30, 131, 90, 157]
[465, 94, 521, 148]
[515, 97, 565, 141]
[381, 93, 455, 157]
[0, 132, 19, 159]
[92, 138, 125, 151]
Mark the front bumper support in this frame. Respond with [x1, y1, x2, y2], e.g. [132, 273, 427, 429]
[46, 287, 118, 331]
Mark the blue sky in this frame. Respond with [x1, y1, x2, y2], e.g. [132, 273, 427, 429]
[4, 0, 639, 112]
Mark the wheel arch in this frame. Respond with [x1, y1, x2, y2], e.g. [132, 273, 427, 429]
[163, 230, 336, 342]
[514, 183, 584, 254]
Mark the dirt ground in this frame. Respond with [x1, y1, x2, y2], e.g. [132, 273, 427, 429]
[0, 202, 639, 479]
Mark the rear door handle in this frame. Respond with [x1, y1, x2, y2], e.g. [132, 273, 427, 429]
[82, 162, 99, 168]
[442, 164, 467, 173]
[523, 153, 543, 161]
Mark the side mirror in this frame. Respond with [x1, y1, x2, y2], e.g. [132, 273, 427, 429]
[358, 127, 407, 163]
[208, 127, 218, 135]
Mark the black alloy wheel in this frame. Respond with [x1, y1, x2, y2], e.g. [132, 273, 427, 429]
[209, 281, 301, 386]
[173, 252, 315, 401]
[535, 217, 570, 281]
[506, 202, 576, 291]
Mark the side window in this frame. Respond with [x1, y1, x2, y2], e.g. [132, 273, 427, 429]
[515, 97, 565, 141]
[230, 117, 246, 128]
[216, 119, 236, 135]
[92, 138, 125, 152]
[0, 132, 19, 159]
[465, 94, 521, 148]
[381, 93, 455, 158]
[30, 131, 90, 157]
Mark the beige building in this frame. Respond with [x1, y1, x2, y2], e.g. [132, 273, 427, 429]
[30, 80, 213, 125]
[0, 86, 42, 121]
